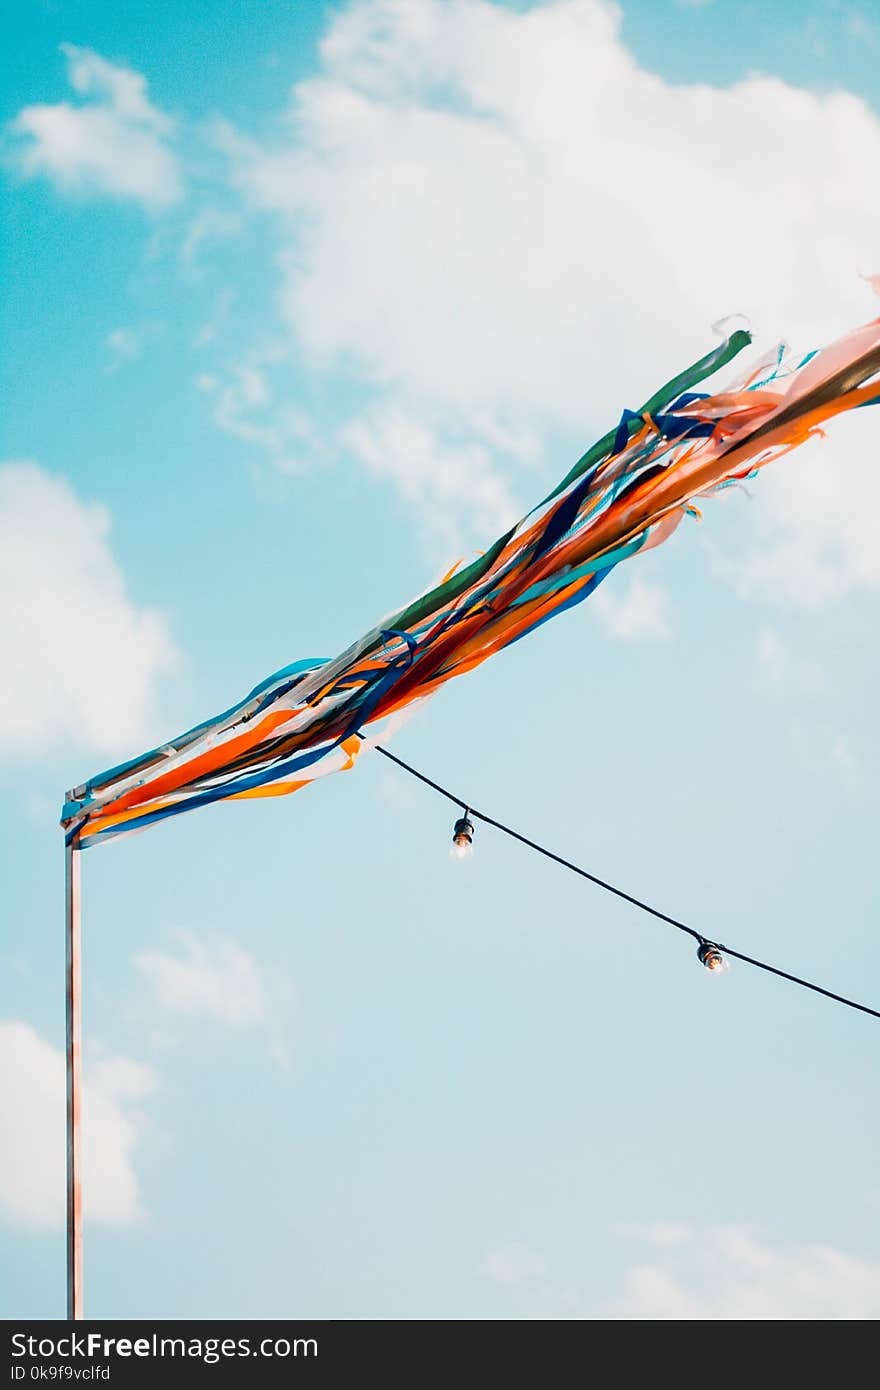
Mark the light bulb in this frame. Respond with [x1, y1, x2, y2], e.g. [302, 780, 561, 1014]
[697, 941, 729, 974]
[451, 814, 474, 859]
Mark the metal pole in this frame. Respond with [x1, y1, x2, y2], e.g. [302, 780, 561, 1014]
[65, 837, 83, 1320]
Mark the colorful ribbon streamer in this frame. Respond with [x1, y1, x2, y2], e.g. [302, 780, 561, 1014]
[62, 316, 880, 849]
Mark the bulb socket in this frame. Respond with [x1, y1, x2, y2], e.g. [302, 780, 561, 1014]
[697, 941, 726, 972]
[452, 815, 474, 848]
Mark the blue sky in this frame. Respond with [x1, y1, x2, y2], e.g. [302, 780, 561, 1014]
[2, 0, 880, 1319]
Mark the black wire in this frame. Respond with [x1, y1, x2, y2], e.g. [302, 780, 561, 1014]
[715, 945, 879, 1020]
[372, 745, 700, 943]
[371, 742, 880, 1022]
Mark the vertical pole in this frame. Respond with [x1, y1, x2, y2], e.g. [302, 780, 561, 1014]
[65, 837, 83, 1321]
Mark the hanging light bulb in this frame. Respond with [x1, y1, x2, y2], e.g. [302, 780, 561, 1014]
[451, 813, 475, 859]
[697, 941, 729, 974]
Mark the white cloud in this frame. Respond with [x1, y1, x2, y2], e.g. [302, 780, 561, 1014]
[474, 1222, 880, 1318]
[13, 45, 181, 209]
[136, 933, 268, 1028]
[757, 626, 790, 682]
[478, 1242, 548, 1286]
[0, 462, 176, 758]
[197, 358, 319, 476]
[608, 1224, 880, 1320]
[221, 0, 880, 591]
[591, 574, 670, 640]
[341, 403, 521, 552]
[755, 625, 821, 689]
[831, 732, 857, 782]
[106, 327, 141, 362]
[194, 288, 236, 346]
[181, 209, 243, 274]
[740, 412, 880, 605]
[629, 1220, 692, 1246]
[0, 1020, 155, 1228]
[224, 0, 880, 414]
[845, 12, 877, 46]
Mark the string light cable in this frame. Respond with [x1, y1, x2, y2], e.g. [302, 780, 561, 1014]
[366, 741, 879, 1022]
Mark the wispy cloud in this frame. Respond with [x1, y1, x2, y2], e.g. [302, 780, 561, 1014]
[197, 356, 320, 476]
[0, 1020, 155, 1228]
[831, 732, 857, 783]
[341, 403, 521, 555]
[845, 11, 877, 46]
[181, 208, 243, 275]
[476, 1222, 880, 1318]
[591, 575, 671, 642]
[757, 626, 790, 682]
[136, 932, 269, 1029]
[193, 288, 236, 347]
[756, 626, 821, 689]
[477, 1242, 548, 1286]
[218, 0, 880, 586]
[13, 45, 182, 209]
[740, 413, 880, 606]
[136, 931, 294, 1070]
[0, 461, 176, 757]
[607, 1223, 880, 1320]
[106, 326, 142, 363]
